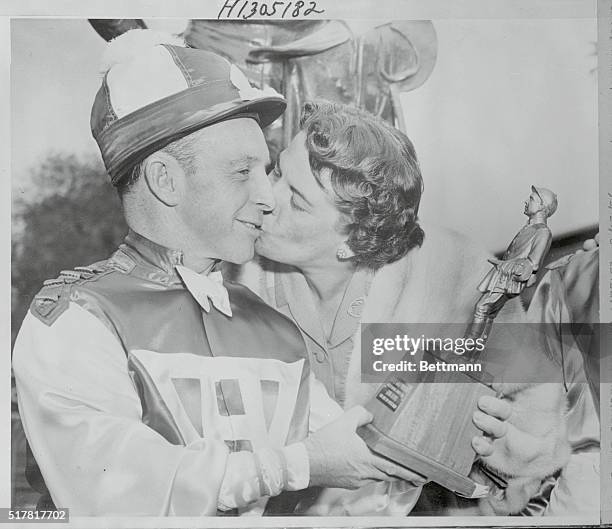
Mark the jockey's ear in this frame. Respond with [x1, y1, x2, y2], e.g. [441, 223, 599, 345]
[141, 152, 183, 208]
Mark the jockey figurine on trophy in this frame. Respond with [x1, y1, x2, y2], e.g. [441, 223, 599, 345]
[466, 185, 558, 342]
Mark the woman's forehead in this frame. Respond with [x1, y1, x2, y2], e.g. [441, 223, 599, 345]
[282, 137, 335, 199]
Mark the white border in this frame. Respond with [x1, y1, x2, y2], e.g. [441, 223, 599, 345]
[0, 15, 11, 513]
[1, 514, 601, 528]
[598, 0, 612, 525]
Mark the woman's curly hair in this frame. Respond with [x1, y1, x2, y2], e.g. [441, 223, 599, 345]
[300, 100, 425, 269]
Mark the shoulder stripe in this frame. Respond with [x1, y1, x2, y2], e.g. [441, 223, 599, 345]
[29, 262, 114, 326]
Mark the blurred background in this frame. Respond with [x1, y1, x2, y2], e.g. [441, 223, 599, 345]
[11, 17, 598, 507]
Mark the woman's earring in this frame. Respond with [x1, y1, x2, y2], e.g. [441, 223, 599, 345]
[336, 243, 354, 260]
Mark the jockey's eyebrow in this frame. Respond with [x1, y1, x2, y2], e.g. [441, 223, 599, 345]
[226, 154, 270, 170]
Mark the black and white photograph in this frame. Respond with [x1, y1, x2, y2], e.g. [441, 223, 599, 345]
[5, 1, 609, 526]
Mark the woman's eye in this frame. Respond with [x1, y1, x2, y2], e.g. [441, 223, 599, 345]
[290, 194, 306, 212]
[238, 168, 250, 176]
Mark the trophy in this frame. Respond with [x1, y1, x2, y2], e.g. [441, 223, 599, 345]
[358, 186, 557, 498]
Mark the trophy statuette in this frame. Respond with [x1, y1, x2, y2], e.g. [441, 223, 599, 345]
[358, 186, 558, 498]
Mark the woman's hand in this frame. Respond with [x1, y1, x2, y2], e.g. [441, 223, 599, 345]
[471, 394, 513, 456]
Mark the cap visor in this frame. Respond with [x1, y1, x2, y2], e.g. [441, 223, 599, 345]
[98, 87, 286, 184]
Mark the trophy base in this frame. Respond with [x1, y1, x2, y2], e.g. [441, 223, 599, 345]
[358, 423, 488, 499]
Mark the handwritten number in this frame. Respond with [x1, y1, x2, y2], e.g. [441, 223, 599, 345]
[304, 1, 325, 15]
[292, 1, 304, 17]
[270, 1, 283, 15]
[243, 1, 258, 19]
[218, 0, 325, 19]
[237, 0, 248, 18]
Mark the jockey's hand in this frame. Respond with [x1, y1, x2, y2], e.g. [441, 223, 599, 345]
[488, 258, 520, 277]
[471, 395, 512, 456]
[304, 406, 427, 490]
[488, 258, 532, 281]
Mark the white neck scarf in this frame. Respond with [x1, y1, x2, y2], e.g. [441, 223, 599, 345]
[175, 265, 232, 317]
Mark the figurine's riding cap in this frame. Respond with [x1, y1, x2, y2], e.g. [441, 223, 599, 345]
[531, 185, 558, 217]
[90, 30, 286, 186]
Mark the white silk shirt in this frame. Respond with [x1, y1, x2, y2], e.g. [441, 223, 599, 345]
[13, 299, 342, 516]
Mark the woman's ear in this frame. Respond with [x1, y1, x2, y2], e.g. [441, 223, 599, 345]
[142, 152, 183, 207]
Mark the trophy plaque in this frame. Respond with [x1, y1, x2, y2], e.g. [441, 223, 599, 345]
[358, 353, 495, 498]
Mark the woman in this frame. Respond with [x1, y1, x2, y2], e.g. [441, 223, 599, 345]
[243, 100, 571, 515]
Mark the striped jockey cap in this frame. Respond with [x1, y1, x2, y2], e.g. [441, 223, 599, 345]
[90, 29, 286, 185]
